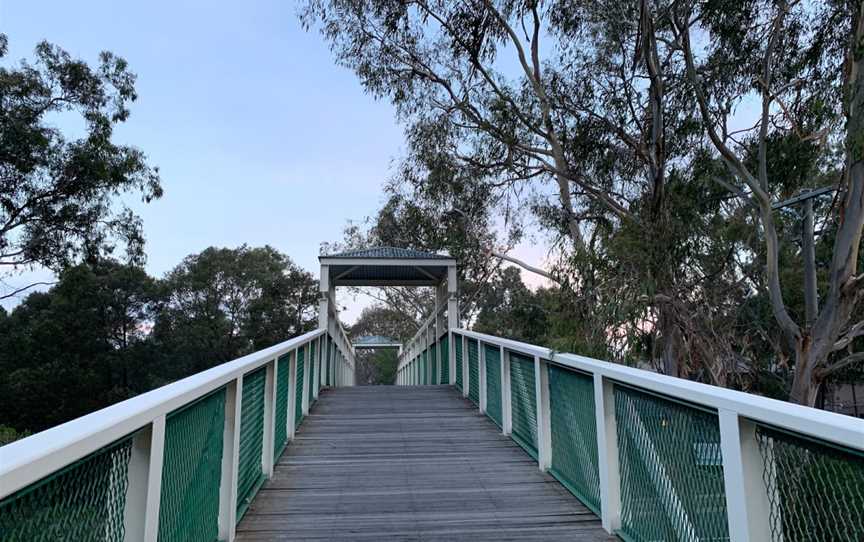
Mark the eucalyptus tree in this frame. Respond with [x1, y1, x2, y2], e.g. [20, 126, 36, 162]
[0, 35, 161, 298]
[672, 0, 864, 404]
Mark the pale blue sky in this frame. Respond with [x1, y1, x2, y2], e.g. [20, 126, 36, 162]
[0, 0, 551, 322]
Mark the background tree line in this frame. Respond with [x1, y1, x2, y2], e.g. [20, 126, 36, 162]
[0, 35, 318, 437]
[303, 0, 864, 407]
[0, 246, 318, 436]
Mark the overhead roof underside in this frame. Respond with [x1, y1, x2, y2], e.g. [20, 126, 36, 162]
[320, 247, 455, 287]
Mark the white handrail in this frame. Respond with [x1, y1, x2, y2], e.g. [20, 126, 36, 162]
[447, 328, 864, 450]
[394, 327, 864, 541]
[0, 328, 326, 500]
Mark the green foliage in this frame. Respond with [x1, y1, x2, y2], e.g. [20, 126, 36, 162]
[0, 34, 161, 288]
[0, 246, 318, 434]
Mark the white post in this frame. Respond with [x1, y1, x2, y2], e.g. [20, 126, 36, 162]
[124, 415, 166, 542]
[594, 374, 621, 533]
[287, 350, 297, 440]
[313, 336, 321, 400]
[302, 343, 310, 416]
[479, 342, 487, 414]
[262, 359, 276, 478]
[461, 334, 469, 398]
[449, 331, 456, 385]
[501, 347, 511, 435]
[718, 409, 773, 541]
[218, 378, 242, 541]
[536, 357, 552, 471]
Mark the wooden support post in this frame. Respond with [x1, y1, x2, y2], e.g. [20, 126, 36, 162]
[218, 378, 242, 541]
[594, 374, 621, 533]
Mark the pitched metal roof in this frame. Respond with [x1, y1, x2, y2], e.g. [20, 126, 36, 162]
[353, 335, 400, 346]
[320, 246, 452, 260]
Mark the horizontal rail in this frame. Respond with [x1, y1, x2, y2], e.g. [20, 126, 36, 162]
[0, 328, 344, 499]
[447, 328, 864, 450]
[0, 326, 357, 541]
[395, 327, 864, 541]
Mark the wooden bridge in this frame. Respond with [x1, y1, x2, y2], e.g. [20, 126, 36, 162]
[1, 247, 862, 542]
[236, 385, 614, 541]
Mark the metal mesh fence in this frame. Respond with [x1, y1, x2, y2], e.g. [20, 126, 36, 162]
[274, 353, 291, 459]
[468, 339, 480, 405]
[236, 367, 266, 521]
[484, 344, 502, 427]
[295, 347, 305, 426]
[430, 343, 438, 385]
[0, 433, 136, 541]
[509, 352, 538, 458]
[440, 335, 449, 384]
[548, 365, 600, 515]
[755, 424, 864, 541]
[614, 383, 728, 542]
[421, 351, 427, 385]
[455, 337, 463, 390]
[158, 388, 226, 542]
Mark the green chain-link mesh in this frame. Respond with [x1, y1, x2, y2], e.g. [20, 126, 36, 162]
[440, 335, 449, 384]
[755, 424, 864, 541]
[484, 344, 502, 427]
[509, 352, 538, 458]
[468, 339, 480, 405]
[421, 350, 428, 385]
[0, 433, 136, 541]
[236, 367, 266, 521]
[274, 353, 291, 459]
[455, 337, 463, 390]
[548, 365, 600, 515]
[614, 384, 728, 542]
[295, 347, 305, 426]
[308, 340, 316, 405]
[158, 388, 225, 542]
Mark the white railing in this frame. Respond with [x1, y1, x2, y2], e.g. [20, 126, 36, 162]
[395, 328, 864, 541]
[0, 327, 355, 542]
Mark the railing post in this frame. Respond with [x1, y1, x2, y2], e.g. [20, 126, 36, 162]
[479, 342, 487, 414]
[287, 350, 297, 440]
[461, 334, 469, 398]
[124, 415, 165, 542]
[594, 374, 621, 533]
[535, 356, 552, 471]
[448, 331, 456, 385]
[302, 342, 311, 416]
[218, 378, 242, 542]
[501, 346, 511, 435]
[719, 409, 773, 541]
[262, 358, 276, 478]
[313, 337, 321, 400]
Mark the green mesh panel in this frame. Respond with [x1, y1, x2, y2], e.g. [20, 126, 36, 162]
[484, 344, 502, 427]
[440, 335, 449, 384]
[755, 424, 864, 541]
[548, 365, 600, 515]
[614, 384, 728, 542]
[509, 352, 538, 458]
[308, 340, 316, 404]
[421, 351, 428, 385]
[236, 367, 266, 521]
[159, 388, 226, 542]
[468, 339, 480, 405]
[295, 348, 305, 426]
[273, 353, 291, 459]
[0, 434, 135, 541]
[455, 337, 463, 390]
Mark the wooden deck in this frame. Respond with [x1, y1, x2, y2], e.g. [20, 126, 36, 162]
[236, 385, 616, 541]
